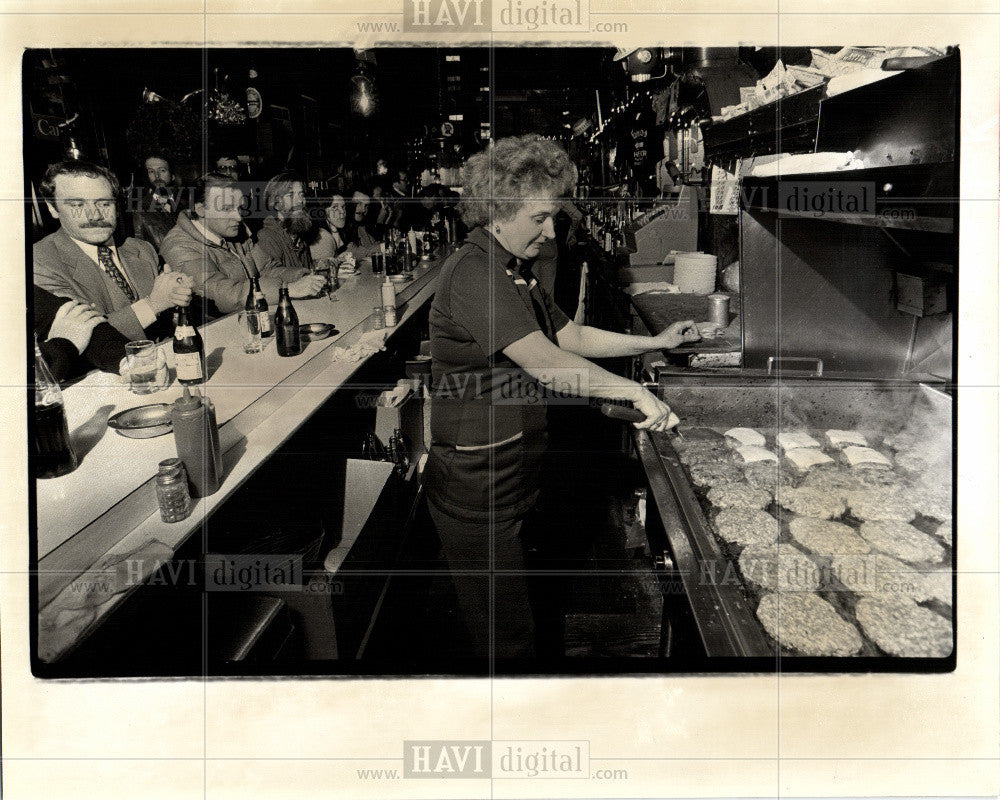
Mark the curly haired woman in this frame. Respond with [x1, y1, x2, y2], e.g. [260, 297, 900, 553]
[424, 136, 699, 661]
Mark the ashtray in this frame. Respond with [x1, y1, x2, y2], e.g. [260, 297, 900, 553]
[107, 404, 173, 439]
[300, 323, 334, 340]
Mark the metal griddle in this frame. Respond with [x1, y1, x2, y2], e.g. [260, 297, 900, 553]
[635, 371, 953, 659]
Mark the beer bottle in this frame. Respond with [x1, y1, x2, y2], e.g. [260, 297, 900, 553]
[274, 282, 302, 357]
[173, 306, 205, 385]
[251, 275, 273, 337]
[33, 335, 78, 479]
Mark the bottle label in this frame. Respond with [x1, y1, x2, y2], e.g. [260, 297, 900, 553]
[175, 352, 203, 381]
[174, 325, 195, 339]
[257, 309, 273, 333]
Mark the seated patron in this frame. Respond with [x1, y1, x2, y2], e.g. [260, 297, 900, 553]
[347, 190, 380, 253]
[160, 173, 323, 318]
[130, 154, 184, 252]
[33, 160, 192, 341]
[34, 284, 129, 380]
[255, 171, 315, 273]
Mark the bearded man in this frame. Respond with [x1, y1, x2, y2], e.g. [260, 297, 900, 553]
[254, 171, 315, 273]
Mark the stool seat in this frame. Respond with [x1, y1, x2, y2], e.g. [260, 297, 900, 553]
[208, 594, 291, 663]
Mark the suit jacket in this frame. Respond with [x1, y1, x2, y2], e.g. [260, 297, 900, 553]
[34, 284, 128, 380]
[33, 227, 162, 341]
[161, 212, 301, 317]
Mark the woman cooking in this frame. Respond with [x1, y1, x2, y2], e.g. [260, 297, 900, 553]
[425, 135, 700, 660]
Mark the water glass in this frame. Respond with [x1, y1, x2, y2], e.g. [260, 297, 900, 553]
[238, 310, 263, 354]
[126, 340, 167, 394]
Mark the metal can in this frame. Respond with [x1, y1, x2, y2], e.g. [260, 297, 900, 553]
[707, 293, 730, 326]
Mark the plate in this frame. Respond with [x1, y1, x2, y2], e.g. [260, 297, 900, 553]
[300, 322, 333, 340]
[107, 404, 173, 438]
[388, 274, 412, 284]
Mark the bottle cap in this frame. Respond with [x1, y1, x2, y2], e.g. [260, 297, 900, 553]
[172, 385, 202, 412]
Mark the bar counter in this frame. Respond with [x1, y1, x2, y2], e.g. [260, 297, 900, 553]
[36, 255, 446, 663]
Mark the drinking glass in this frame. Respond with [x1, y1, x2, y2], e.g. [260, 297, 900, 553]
[125, 340, 167, 394]
[237, 310, 263, 354]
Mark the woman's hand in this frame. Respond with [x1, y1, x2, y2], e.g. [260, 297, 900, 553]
[47, 301, 105, 354]
[631, 389, 681, 432]
[651, 320, 701, 350]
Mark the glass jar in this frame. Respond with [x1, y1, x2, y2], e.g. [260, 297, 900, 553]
[155, 458, 192, 523]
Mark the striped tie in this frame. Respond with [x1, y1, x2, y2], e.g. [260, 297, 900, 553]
[97, 245, 138, 302]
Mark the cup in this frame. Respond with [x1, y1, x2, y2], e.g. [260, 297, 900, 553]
[126, 340, 168, 394]
[372, 252, 384, 275]
[238, 310, 263, 354]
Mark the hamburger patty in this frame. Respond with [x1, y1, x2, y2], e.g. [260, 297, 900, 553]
[688, 461, 746, 489]
[846, 488, 916, 522]
[713, 507, 781, 548]
[755, 592, 863, 656]
[858, 520, 946, 565]
[776, 486, 846, 519]
[743, 461, 795, 492]
[739, 543, 822, 593]
[788, 517, 871, 556]
[855, 595, 953, 657]
[708, 482, 772, 510]
[829, 553, 944, 604]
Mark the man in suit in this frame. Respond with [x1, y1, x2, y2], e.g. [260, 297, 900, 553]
[33, 160, 192, 341]
[130, 154, 184, 252]
[160, 172, 322, 318]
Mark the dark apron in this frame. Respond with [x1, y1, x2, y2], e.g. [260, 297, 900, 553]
[426, 264, 563, 523]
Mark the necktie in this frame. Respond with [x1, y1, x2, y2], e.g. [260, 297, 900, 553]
[97, 245, 138, 302]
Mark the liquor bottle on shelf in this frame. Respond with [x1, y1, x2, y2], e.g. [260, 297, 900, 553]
[274, 282, 302, 357]
[173, 306, 206, 385]
[33, 335, 78, 479]
[361, 430, 387, 461]
[250, 275, 273, 337]
[389, 427, 409, 475]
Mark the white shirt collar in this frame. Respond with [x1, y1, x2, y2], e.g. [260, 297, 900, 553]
[69, 236, 118, 265]
[191, 217, 225, 246]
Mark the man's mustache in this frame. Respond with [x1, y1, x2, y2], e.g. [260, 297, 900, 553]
[80, 221, 114, 228]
